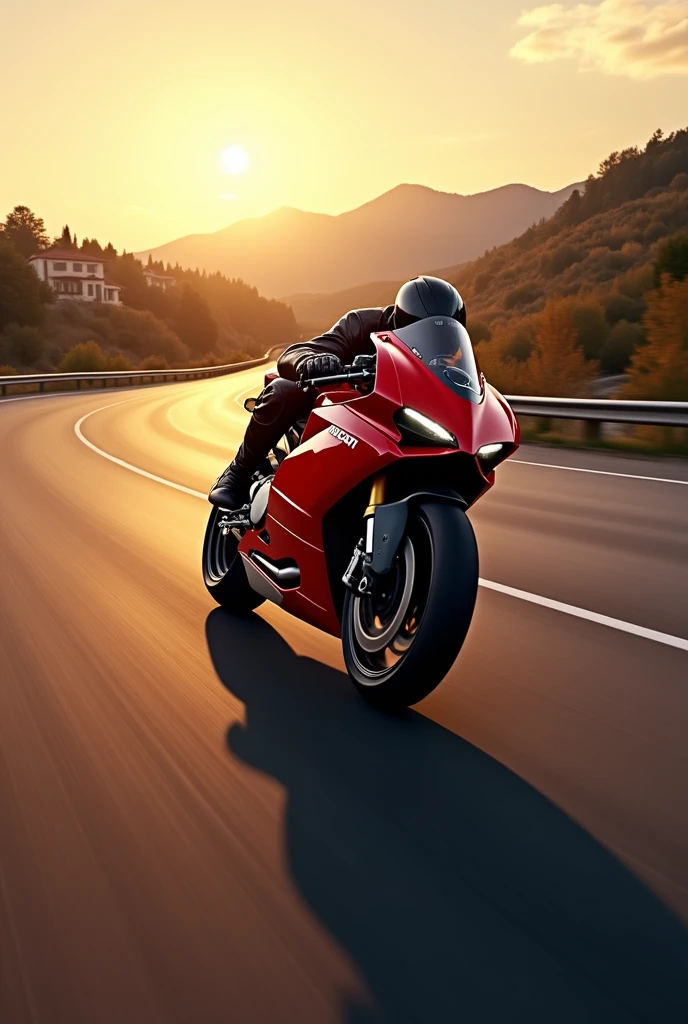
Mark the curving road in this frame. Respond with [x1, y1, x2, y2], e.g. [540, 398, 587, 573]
[1, 368, 688, 1023]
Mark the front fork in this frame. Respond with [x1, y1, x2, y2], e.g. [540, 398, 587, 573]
[343, 473, 393, 595]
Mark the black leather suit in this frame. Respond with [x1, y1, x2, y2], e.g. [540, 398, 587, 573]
[235, 306, 395, 476]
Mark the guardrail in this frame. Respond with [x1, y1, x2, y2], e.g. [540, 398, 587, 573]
[0, 346, 284, 397]
[504, 395, 688, 437]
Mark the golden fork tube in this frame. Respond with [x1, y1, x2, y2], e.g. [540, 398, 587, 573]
[364, 473, 387, 518]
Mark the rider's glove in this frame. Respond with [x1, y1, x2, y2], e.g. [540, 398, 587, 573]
[298, 354, 342, 384]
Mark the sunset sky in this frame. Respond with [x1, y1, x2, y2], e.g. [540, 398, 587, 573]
[2, 0, 687, 252]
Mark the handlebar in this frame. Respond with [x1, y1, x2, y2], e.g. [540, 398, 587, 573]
[297, 367, 375, 390]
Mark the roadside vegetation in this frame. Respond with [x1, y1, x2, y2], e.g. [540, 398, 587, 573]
[0, 212, 299, 375]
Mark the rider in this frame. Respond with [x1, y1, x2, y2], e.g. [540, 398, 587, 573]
[208, 276, 466, 509]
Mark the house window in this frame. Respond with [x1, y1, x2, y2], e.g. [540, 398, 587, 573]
[53, 261, 67, 270]
[55, 280, 82, 295]
[86, 264, 98, 273]
[87, 284, 94, 297]
[73, 263, 83, 272]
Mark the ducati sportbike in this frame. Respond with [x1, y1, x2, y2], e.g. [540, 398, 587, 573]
[203, 317, 519, 709]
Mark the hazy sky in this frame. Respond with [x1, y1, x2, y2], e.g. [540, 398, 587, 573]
[1, 0, 687, 251]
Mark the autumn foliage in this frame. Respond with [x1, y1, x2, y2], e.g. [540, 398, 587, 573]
[623, 276, 688, 401]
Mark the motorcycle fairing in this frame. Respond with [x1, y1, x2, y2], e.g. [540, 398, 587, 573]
[237, 329, 519, 637]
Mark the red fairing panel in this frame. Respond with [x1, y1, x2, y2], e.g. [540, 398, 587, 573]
[238, 333, 518, 637]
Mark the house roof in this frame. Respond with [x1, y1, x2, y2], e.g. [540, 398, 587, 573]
[29, 250, 108, 263]
[104, 280, 121, 288]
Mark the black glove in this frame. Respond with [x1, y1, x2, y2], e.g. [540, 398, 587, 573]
[298, 354, 342, 384]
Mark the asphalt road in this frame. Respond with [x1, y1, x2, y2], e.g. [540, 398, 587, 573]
[1, 369, 688, 1023]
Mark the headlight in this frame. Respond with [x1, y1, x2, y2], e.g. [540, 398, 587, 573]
[477, 443, 504, 459]
[394, 407, 458, 448]
[476, 442, 514, 472]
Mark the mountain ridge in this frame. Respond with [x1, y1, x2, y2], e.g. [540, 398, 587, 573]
[135, 181, 582, 298]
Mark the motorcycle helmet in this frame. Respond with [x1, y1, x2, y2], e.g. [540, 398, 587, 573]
[393, 276, 466, 330]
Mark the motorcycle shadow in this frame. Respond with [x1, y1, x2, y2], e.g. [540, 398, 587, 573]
[206, 609, 688, 1024]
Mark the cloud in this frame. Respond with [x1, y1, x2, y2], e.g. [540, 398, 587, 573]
[510, 0, 688, 78]
[217, 193, 238, 201]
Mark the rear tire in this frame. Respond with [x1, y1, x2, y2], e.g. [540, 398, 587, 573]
[202, 506, 265, 613]
[342, 502, 478, 710]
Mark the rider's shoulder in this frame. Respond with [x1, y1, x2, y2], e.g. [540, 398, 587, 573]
[343, 306, 394, 329]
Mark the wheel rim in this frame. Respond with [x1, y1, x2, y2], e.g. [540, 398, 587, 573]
[204, 507, 240, 583]
[349, 520, 432, 683]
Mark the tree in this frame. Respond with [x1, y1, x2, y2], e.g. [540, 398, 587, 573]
[565, 299, 610, 360]
[599, 320, 645, 373]
[521, 301, 598, 397]
[54, 225, 75, 250]
[0, 323, 45, 367]
[174, 285, 218, 353]
[654, 233, 688, 285]
[623, 277, 688, 400]
[0, 205, 50, 257]
[0, 241, 51, 330]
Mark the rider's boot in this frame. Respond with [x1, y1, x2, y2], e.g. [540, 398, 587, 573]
[208, 444, 253, 509]
[208, 378, 316, 509]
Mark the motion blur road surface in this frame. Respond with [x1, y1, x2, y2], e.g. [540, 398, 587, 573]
[2, 369, 688, 1023]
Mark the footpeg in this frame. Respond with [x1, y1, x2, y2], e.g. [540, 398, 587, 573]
[218, 505, 250, 538]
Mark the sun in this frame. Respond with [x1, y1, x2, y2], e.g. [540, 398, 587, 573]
[220, 146, 250, 175]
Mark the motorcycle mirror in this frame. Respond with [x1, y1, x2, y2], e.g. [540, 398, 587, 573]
[244, 397, 257, 413]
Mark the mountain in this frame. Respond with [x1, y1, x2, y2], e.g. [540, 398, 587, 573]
[135, 182, 581, 299]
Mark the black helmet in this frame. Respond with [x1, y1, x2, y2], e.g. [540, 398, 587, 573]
[394, 276, 466, 331]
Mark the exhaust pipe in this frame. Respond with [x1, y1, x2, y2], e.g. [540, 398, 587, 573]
[250, 552, 300, 586]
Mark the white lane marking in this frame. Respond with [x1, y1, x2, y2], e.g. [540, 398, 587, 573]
[510, 458, 688, 486]
[74, 402, 206, 499]
[74, 400, 688, 653]
[479, 579, 688, 652]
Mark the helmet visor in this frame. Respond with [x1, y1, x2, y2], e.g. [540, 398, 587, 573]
[393, 316, 483, 402]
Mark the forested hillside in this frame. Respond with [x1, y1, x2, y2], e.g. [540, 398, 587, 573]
[451, 128, 688, 399]
[0, 212, 299, 374]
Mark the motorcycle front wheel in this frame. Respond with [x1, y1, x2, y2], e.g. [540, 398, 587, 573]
[342, 502, 478, 710]
[202, 505, 265, 613]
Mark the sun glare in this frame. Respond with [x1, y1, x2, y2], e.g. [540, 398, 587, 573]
[220, 146, 250, 175]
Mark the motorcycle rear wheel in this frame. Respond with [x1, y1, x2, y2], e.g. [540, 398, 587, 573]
[342, 502, 478, 710]
[202, 505, 265, 613]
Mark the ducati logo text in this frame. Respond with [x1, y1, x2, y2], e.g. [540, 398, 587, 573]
[328, 425, 359, 449]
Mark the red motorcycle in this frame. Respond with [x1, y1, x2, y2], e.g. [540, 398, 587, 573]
[203, 317, 519, 709]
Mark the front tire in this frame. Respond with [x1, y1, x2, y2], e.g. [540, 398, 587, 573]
[202, 506, 265, 613]
[342, 502, 478, 710]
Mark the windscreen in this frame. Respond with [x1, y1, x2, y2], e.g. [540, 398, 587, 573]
[393, 317, 483, 403]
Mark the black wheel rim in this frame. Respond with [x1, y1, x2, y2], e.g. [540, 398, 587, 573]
[349, 517, 433, 683]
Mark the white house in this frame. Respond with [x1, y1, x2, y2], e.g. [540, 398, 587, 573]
[29, 250, 122, 305]
[143, 269, 176, 291]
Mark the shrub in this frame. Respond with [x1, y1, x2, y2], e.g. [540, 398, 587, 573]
[58, 340, 109, 372]
[138, 354, 168, 370]
[0, 364, 17, 375]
